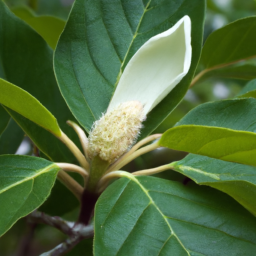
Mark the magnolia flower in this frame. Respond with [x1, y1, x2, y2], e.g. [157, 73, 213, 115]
[108, 15, 192, 114]
[88, 16, 192, 164]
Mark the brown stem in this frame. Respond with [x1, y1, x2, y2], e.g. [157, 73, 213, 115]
[78, 190, 99, 225]
[39, 231, 92, 256]
[28, 211, 94, 256]
[28, 211, 74, 236]
[33, 145, 40, 157]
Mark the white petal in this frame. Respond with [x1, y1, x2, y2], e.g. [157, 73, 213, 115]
[108, 16, 192, 114]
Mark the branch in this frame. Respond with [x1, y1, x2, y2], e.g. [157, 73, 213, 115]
[39, 230, 93, 256]
[28, 210, 75, 236]
[28, 211, 94, 256]
[39, 224, 94, 256]
[16, 221, 37, 256]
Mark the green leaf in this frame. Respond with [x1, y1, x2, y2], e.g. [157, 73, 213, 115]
[201, 63, 256, 81]
[0, 1, 79, 163]
[0, 1, 81, 214]
[0, 78, 61, 136]
[172, 154, 256, 216]
[237, 79, 256, 98]
[0, 118, 24, 155]
[0, 105, 10, 135]
[161, 97, 256, 216]
[95, 175, 256, 255]
[194, 17, 256, 85]
[159, 98, 256, 166]
[202, 17, 256, 68]
[0, 155, 60, 236]
[12, 6, 65, 49]
[54, 0, 206, 134]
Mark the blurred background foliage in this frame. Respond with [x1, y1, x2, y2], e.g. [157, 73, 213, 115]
[1, 0, 256, 255]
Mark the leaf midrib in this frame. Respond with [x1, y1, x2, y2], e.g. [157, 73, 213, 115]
[124, 173, 190, 256]
[130, 175, 256, 253]
[113, 0, 152, 89]
[0, 163, 58, 193]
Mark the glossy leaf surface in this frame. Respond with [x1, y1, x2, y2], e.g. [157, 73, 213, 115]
[160, 98, 256, 166]
[194, 17, 256, 85]
[54, 0, 205, 135]
[95, 175, 256, 255]
[172, 154, 256, 216]
[0, 78, 61, 136]
[0, 1, 79, 163]
[201, 17, 256, 68]
[0, 155, 59, 236]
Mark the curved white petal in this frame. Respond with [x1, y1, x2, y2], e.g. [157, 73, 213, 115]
[108, 16, 192, 114]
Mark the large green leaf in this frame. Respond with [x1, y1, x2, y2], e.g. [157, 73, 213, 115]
[12, 6, 65, 49]
[0, 78, 61, 136]
[95, 175, 256, 255]
[54, 0, 205, 135]
[159, 98, 256, 166]
[172, 154, 256, 216]
[0, 1, 81, 214]
[0, 118, 24, 155]
[201, 17, 256, 68]
[161, 96, 256, 216]
[0, 1, 79, 163]
[0, 155, 60, 236]
[194, 17, 256, 85]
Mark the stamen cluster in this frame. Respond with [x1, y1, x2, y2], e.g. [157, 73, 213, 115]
[88, 101, 145, 163]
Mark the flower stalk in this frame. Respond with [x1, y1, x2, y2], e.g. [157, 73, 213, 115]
[86, 156, 110, 192]
[58, 130, 89, 171]
[106, 134, 162, 173]
[106, 142, 160, 174]
[67, 120, 89, 159]
[57, 170, 83, 201]
[132, 163, 174, 176]
[56, 163, 89, 185]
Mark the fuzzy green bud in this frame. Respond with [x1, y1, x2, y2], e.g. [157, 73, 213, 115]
[88, 101, 145, 163]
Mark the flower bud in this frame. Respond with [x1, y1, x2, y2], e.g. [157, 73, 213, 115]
[88, 101, 145, 163]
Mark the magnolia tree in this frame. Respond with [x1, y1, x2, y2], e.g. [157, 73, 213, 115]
[1, 0, 256, 255]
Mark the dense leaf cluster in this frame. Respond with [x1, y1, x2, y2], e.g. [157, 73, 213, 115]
[1, 0, 256, 255]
